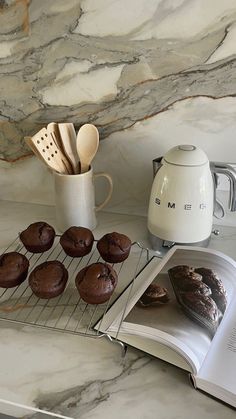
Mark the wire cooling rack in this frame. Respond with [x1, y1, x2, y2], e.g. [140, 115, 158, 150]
[0, 235, 150, 338]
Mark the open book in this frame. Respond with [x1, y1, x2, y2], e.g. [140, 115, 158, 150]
[94, 246, 236, 408]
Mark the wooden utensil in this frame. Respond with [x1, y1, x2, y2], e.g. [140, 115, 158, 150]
[76, 124, 99, 173]
[47, 122, 63, 149]
[25, 136, 46, 163]
[25, 135, 62, 173]
[30, 127, 73, 174]
[47, 122, 73, 174]
[58, 123, 80, 174]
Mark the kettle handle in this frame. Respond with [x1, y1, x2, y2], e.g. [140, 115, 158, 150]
[210, 162, 236, 212]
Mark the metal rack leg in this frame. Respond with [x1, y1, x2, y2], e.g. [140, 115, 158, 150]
[105, 334, 127, 357]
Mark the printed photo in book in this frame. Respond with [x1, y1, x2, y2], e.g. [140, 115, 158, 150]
[94, 246, 236, 408]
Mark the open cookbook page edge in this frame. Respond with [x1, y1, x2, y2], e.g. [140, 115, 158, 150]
[94, 245, 236, 376]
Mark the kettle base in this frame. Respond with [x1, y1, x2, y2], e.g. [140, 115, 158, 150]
[148, 232, 211, 256]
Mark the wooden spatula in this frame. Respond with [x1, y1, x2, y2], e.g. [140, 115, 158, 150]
[30, 127, 73, 174]
[58, 123, 80, 174]
[47, 122, 73, 174]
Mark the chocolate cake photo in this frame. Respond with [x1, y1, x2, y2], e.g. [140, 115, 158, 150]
[138, 283, 170, 307]
[168, 264, 227, 337]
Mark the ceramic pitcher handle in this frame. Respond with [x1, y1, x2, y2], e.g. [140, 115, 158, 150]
[94, 172, 113, 211]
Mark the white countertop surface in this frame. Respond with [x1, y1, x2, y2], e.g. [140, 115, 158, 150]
[0, 200, 235, 419]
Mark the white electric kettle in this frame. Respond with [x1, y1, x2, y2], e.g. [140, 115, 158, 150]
[148, 145, 236, 252]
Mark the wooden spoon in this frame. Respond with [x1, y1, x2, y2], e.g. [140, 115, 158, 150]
[76, 124, 99, 173]
[58, 123, 80, 174]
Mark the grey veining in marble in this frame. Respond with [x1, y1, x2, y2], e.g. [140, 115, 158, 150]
[1, 0, 236, 161]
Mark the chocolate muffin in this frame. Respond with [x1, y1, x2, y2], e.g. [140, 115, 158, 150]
[195, 267, 227, 313]
[97, 232, 132, 263]
[211, 288, 227, 314]
[75, 262, 118, 304]
[20, 222, 55, 253]
[29, 260, 68, 299]
[169, 268, 203, 290]
[60, 226, 94, 257]
[0, 252, 29, 288]
[185, 280, 212, 296]
[139, 283, 170, 307]
[175, 278, 211, 298]
[181, 292, 219, 324]
[168, 265, 195, 281]
[194, 267, 226, 295]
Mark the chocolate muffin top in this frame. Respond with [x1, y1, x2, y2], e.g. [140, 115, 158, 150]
[181, 292, 219, 323]
[20, 222, 55, 253]
[29, 260, 68, 299]
[75, 262, 118, 304]
[0, 252, 29, 288]
[97, 232, 132, 263]
[60, 226, 94, 257]
[170, 270, 203, 290]
[195, 267, 227, 313]
[210, 288, 227, 314]
[168, 265, 195, 280]
[139, 283, 170, 306]
[169, 265, 192, 274]
[194, 267, 226, 296]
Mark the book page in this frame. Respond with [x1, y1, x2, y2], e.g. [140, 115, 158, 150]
[96, 246, 236, 376]
[123, 247, 236, 372]
[196, 295, 236, 402]
[123, 272, 211, 370]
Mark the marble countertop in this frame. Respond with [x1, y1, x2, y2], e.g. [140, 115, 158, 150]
[0, 200, 235, 419]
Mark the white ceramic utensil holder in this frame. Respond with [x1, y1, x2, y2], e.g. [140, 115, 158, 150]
[54, 167, 113, 232]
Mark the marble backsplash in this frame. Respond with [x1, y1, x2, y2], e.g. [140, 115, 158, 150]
[1, 0, 236, 214]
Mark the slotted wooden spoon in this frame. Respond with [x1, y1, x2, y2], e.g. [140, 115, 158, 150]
[25, 135, 62, 173]
[47, 122, 63, 149]
[30, 127, 73, 174]
[25, 136, 45, 163]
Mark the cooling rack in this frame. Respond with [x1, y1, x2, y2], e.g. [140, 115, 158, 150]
[0, 235, 151, 340]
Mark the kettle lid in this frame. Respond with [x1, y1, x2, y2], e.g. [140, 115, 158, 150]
[164, 145, 208, 166]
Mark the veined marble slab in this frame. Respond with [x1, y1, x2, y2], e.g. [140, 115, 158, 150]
[1, 0, 236, 161]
